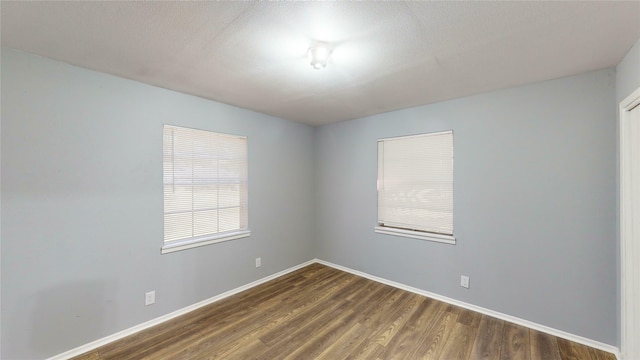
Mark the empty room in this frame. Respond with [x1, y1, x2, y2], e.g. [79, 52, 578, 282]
[2, 1, 640, 359]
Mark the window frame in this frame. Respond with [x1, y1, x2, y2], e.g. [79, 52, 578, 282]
[161, 125, 250, 254]
[375, 130, 455, 245]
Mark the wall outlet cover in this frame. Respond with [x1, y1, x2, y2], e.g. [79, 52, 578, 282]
[460, 275, 470, 289]
[145, 291, 156, 306]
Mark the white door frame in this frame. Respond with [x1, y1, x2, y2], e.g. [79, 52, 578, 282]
[620, 86, 640, 360]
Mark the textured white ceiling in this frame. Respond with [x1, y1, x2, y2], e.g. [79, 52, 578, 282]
[2, 1, 639, 126]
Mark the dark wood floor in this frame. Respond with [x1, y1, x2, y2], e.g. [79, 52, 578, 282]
[73, 263, 615, 360]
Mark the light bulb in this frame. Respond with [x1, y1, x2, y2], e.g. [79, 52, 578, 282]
[308, 42, 332, 69]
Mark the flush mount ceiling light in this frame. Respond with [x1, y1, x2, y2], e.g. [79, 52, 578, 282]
[308, 41, 332, 70]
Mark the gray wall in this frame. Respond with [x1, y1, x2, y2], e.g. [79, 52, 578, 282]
[1, 48, 315, 359]
[314, 69, 618, 345]
[616, 37, 640, 103]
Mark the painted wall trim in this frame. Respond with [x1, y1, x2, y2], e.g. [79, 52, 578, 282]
[49, 258, 621, 359]
[315, 259, 622, 360]
[47, 259, 316, 360]
[619, 86, 640, 360]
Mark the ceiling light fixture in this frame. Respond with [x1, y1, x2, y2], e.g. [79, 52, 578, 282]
[308, 41, 332, 70]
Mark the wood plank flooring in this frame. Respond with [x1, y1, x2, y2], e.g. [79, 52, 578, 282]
[73, 263, 615, 360]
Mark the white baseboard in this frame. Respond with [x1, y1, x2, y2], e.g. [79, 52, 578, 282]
[314, 259, 621, 360]
[50, 258, 621, 360]
[48, 259, 316, 360]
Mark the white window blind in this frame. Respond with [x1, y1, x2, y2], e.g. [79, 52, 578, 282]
[163, 125, 249, 253]
[377, 131, 454, 241]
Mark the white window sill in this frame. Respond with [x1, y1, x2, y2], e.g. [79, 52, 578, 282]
[374, 226, 455, 245]
[161, 230, 251, 254]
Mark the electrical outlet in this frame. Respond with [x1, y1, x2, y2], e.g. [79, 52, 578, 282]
[255, 257, 261, 268]
[145, 291, 155, 306]
[460, 275, 470, 289]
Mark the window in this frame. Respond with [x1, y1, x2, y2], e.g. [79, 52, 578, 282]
[375, 131, 455, 244]
[162, 125, 249, 254]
